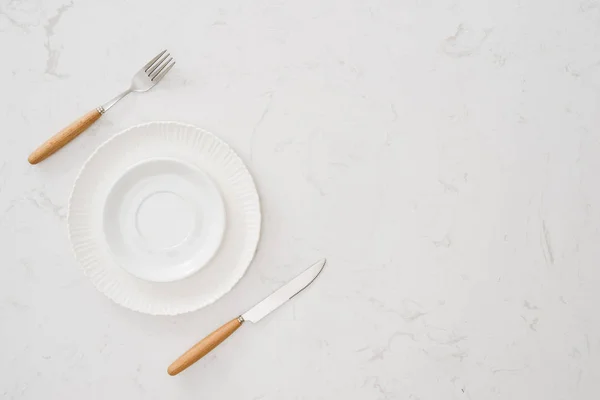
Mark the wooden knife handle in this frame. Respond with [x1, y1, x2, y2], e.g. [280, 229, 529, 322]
[168, 317, 243, 376]
[28, 108, 102, 164]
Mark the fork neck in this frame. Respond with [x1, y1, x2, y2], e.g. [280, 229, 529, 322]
[98, 88, 133, 114]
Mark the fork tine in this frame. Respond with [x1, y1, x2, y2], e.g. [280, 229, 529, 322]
[150, 57, 172, 80]
[144, 50, 166, 72]
[152, 60, 175, 82]
[147, 53, 170, 76]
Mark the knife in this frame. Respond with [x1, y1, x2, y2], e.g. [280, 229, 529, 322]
[167, 258, 326, 375]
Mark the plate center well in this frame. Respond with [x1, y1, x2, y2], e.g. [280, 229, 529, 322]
[135, 191, 196, 250]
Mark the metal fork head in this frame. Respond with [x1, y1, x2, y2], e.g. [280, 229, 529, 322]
[131, 50, 175, 92]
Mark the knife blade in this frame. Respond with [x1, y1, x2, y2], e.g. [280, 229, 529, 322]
[167, 258, 326, 376]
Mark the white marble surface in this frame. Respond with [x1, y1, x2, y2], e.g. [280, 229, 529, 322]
[1, 0, 599, 398]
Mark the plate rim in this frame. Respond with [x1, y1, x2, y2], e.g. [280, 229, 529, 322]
[67, 121, 262, 315]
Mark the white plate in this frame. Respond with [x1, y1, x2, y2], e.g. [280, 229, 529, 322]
[103, 158, 226, 282]
[68, 122, 261, 315]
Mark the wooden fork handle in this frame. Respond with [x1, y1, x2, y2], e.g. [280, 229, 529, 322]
[168, 317, 244, 376]
[28, 108, 102, 164]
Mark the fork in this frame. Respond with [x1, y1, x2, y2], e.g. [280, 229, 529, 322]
[28, 50, 176, 164]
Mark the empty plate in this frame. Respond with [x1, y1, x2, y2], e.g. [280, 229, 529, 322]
[103, 158, 226, 282]
[68, 122, 261, 315]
